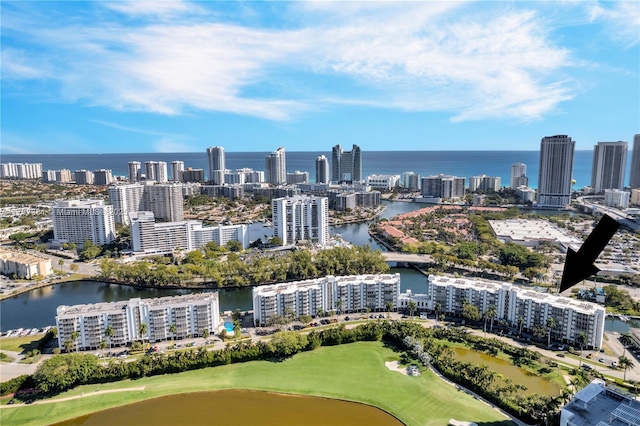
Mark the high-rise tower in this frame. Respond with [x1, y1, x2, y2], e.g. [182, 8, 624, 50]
[265, 147, 286, 185]
[537, 135, 575, 208]
[510, 163, 528, 189]
[591, 141, 627, 193]
[315, 155, 330, 184]
[630, 134, 640, 189]
[171, 161, 185, 182]
[128, 161, 141, 182]
[206, 146, 225, 185]
[332, 144, 362, 183]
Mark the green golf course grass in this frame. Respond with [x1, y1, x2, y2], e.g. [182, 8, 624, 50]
[1, 341, 514, 426]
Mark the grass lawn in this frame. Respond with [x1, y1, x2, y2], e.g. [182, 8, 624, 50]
[0, 334, 45, 354]
[1, 341, 514, 426]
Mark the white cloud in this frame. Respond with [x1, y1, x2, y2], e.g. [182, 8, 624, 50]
[104, 1, 205, 19]
[587, 1, 640, 48]
[153, 137, 195, 153]
[2, 1, 579, 123]
[1, 48, 50, 79]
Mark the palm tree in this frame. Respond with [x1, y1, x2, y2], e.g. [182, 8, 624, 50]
[546, 317, 556, 348]
[63, 338, 74, 353]
[517, 316, 525, 336]
[365, 307, 371, 320]
[70, 330, 80, 352]
[104, 325, 114, 349]
[169, 323, 177, 347]
[138, 322, 148, 349]
[233, 320, 241, 341]
[620, 333, 633, 357]
[576, 332, 587, 368]
[316, 308, 324, 319]
[618, 355, 634, 382]
[408, 300, 417, 320]
[486, 305, 497, 333]
[336, 299, 343, 318]
[99, 339, 107, 357]
[385, 301, 394, 319]
[434, 302, 442, 328]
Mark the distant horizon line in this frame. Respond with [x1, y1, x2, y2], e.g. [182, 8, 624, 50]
[1, 149, 599, 156]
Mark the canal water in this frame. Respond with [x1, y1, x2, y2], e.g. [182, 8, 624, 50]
[53, 389, 403, 426]
[0, 200, 635, 333]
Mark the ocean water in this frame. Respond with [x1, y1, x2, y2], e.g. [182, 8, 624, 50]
[1, 150, 628, 190]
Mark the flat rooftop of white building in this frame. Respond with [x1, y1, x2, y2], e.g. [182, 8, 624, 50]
[0, 249, 50, 264]
[253, 274, 401, 296]
[488, 219, 581, 246]
[563, 379, 640, 426]
[57, 292, 218, 316]
[428, 275, 604, 315]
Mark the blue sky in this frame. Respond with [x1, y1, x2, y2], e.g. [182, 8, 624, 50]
[1, 1, 638, 154]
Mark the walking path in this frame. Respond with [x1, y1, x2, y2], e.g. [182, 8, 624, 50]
[0, 387, 146, 409]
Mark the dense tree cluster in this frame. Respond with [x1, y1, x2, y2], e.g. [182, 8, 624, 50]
[98, 246, 390, 288]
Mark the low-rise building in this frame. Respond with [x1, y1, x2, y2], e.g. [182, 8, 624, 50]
[631, 189, 640, 206]
[0, 249, 52, 279]
[560, 379, 640, 426]
[366, 174, 400, 190]
[56, 293, 220, 350]
[488, 219, 581, 250]
[253, 273, 401, 326]
[604, 189, 630, 209]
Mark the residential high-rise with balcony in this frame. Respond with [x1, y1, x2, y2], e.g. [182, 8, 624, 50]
[630, 134, 640, 189]
[265, 147, 286, 185]
[206, 146, 226, 185]
[253, 274, 401, 326]
[510, 163, 528, 189]
[93, 169, 113, 186]
[468, 175, 501, 192]
[171, 161, 185, 182]
[51, 200, 116, 247]
[0, 163, 43, 180]
[144, 183, 184, 222]
[56, 293, 220, 350]
[128, 161, 141, 182]
[74, 170, 94, 185]
[591, 141, 627, 193]
[315, 155, 330, 184]
[332, 144, 362, 183]
[145, 161, 168, 183]
[537, 135, 575, 208]
[272, 195, 328, 246]
[421, 175, 465, 199]
[108, 183, 145, 225]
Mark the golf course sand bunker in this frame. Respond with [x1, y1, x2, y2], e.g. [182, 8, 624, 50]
[385, 360, 408, 375]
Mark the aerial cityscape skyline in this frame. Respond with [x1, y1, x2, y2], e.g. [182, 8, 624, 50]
[2, 1, 638, 154]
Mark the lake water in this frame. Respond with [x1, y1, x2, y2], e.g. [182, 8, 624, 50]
[452, 347, 561, 397]
[53, 389, 403, 426]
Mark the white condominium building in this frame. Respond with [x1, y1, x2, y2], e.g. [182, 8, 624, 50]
[604, 189, 630, 209]
[631, 134, 640, 189]
[108, 183, 145, 225]
[170, 161, 185, 182]
[145, 161, 168, 183]
[207, 146, 226, 185]
[421, 175, 466, 199]
[128, 161, 141, 182]
[272, 195, 328, 246]
[74, 170, 94, 185]
[0, 249, 52, 279]
[253, 273, 401, 326]
[538, 135, 575, 208]
[315, 155, 330, 184]
[93, 169, 113, 186]
[366, 174, 400, 190]
[286, 171, 309, 185]
[0, 163, 43, 180]
[403, 275, 606, 349]
[56, 293, 220, 350]
[332, 144, 362, 183]
[144, 183, 184, 222]
[130, 212, 249, 254]
[51, 200, 116, 247]
[468, 175, 501, 192]
[510, 163, 528, 189]
[265, 147, 286, 185]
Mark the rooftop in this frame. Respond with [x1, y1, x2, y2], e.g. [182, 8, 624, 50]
[563, 379, 640, 426]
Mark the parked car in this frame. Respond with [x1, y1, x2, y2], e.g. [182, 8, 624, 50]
[556, 353, 565, 358]
[611, 361, 618, 368]
[599, 357, 605, 363]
